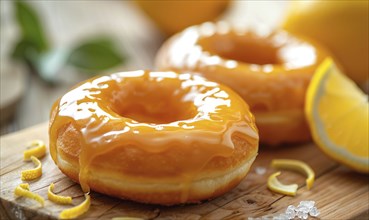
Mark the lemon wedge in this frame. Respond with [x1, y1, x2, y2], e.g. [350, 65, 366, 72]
[21, 156, 42, 181]
[267, 171, 298, 196]
[14, 183, 44, 207]
[23, 140, 46, 161]
[48, 183, 73, 205]
[305, 58, 369, 173]
[59, 193, 90, 219]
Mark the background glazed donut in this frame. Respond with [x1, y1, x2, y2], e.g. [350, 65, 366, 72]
[155, 22, 330, 145]
[49, 70, 259, 205]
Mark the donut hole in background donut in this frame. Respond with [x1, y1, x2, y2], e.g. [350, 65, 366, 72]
[198, 33, 281, 66]
[196, 30, 319, 71]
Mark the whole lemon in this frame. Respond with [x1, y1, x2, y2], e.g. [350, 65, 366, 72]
[135, 0, 230, 36]
[283, 1, 368, 87]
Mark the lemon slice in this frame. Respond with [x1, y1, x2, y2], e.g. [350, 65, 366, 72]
[271, 159, 315, 190]
[59, 193, 91, 219]
[14, 183, 44, 207]
[23, 140, 46, 160]
[21, 156, 42, 180]
[305, 58, 369, 173]
[48, 183, 73, 205]
[267, 171, 298, 196]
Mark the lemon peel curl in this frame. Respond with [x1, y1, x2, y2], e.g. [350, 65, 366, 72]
[23, 140, 46, 161]
[267, 171, 299, 196]
[14, 183, 44, 206]
[59, 193, 90, 219]
[21, 156, 42, 181]
[271, 159, 315, 190]
[48, 183, 72, 205]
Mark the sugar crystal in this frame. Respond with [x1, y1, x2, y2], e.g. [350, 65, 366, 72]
[299, 200, 315, 209]
[285, 205, 296, 219]
[309, 206, 320, 217]
[251, 200, 320, 220]
[297, 210, 309, 219]
[296, 204, 310, 214]
[255, 166, 267, 175]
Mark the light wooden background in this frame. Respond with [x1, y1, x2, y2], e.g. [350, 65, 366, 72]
[0, 1, 288, 135]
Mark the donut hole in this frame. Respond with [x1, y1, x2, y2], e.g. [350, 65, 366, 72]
[110, 80, 197, 124]
[116, 102, 194, 124]
[198, 33, 283, 65]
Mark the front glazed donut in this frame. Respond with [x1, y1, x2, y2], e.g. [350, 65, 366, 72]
[49, 70, 259, 205]
[156, 22, 330, 145]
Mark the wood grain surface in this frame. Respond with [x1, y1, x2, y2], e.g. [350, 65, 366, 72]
[1, 123, 368, 219]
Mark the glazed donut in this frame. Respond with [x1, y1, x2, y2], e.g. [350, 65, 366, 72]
[155, 22, 329, 145]
[49, 70, 259, 205]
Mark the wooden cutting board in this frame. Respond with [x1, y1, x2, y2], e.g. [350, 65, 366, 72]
[1, 123, 368, 219]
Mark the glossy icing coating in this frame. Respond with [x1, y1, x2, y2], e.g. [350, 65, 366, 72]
[49, 70, 258, 198]
[156, 22, 329, 145]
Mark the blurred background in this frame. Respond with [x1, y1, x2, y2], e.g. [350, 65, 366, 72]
[1, 1, 368, 135]
[0, 1, 288, 135]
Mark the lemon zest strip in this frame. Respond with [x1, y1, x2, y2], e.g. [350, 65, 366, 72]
[19, 183, 30, 190]
[48, 183, 73, 205]
[271, 159, 315, 189]
[267, 171, 298, 196]
[23, 140, 46, 161]
[14, 183, 44, 206]
[21, 156, 42, 181]
[59, 193, 91, 219]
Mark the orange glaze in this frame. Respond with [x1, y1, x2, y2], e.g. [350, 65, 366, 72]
[49, 70, 258, 200]
[155, 22, 330, 145]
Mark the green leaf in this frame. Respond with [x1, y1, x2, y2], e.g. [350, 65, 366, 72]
[11, 39, 40, 60]
[67, 38, 125, 73]
[14, 1, 49, 52]
[11, 1, 125, 84]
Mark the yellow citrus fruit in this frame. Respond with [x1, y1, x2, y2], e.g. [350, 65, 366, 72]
[283, 1, 369, 87]
[135, 0, 230, 36]
[305, 58, 369, 173]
